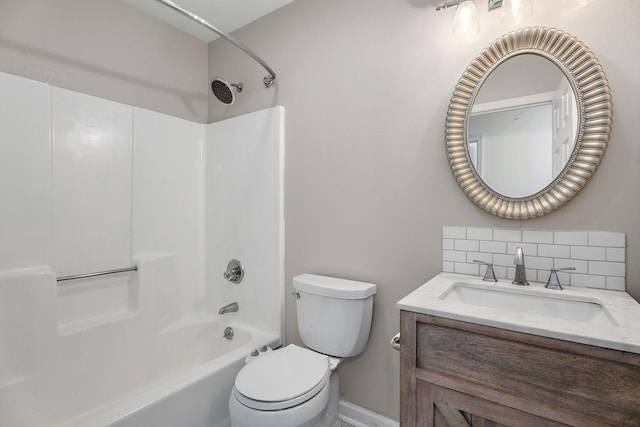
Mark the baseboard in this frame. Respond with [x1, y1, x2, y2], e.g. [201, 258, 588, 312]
[338, 400, 398, 427]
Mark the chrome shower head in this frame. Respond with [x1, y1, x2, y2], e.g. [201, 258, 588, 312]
[211, 78, 243, 105]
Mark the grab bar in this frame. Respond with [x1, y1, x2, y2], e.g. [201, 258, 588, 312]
[57, 266, 137, 283]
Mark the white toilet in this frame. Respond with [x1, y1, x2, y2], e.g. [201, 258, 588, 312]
[229, 273, 377, 427]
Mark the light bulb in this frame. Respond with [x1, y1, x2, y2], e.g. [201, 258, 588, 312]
[452, 0, 480, 40]
[500, 0, 533, 26]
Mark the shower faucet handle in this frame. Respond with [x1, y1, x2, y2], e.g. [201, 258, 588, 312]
[223, 259, 244, 284]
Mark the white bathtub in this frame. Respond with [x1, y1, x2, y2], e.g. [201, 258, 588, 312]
[52, 319, 280, 427]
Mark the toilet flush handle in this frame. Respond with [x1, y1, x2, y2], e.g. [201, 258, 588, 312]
[390, 333, 400, 351]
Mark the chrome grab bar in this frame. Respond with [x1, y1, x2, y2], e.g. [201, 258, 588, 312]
[56, 266, 137, 283]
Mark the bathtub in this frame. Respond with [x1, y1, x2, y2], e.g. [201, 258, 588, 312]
[51, 319, 280, 427]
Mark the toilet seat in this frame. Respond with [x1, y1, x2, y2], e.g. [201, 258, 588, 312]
[234, 344, 330, 411]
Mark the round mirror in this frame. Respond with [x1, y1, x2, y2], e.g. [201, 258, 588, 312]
[445, 27, 612, 219]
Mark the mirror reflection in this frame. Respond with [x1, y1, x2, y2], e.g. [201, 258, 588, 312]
[468, 54, 578, 198]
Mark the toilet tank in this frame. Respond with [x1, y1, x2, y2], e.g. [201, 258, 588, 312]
[293, 274, 377, 358]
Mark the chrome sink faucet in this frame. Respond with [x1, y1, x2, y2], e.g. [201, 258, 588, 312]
[512, 247, 529, 286]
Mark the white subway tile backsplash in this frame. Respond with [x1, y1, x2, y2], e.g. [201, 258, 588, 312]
[525, 256, 553, 271]
[507, 242, 537, 256]
[443, 261, 455, 273]
[555, 271, 571, 285]
[480, 240, 507, 254]
[571, 246, 606, 261]
[553, 231, 589, 246]
[571, 273, 606, 288]
[443, 226, 466, 239]
[525, 268, 537, 281]
[607, 276, 626, 291]
[467, 227, 493, 240]
[535, 270, 547, 282]
[553, 258, 588, 274]
[589, 261, 625, 277]
[523, 230, 554, 244]
[442, 226, 626, 292]
[443, 239, 454, 250]
[455, 239, 479, 252]
[606, 247, 625, 262]
[538, 244, 570, 258]
[494, 229, 522, 242]
[455, 262, 479, 276]
[443, 250, 466, 263]
[468, 252, 492, 264]
[494, 266, 507, 279]
[588, 231, 625, 247]
[493, 254, 514, 267]
[554, 231, 588, 246]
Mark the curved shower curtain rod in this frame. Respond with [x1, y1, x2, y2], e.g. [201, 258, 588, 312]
[153, 0, 276, 88]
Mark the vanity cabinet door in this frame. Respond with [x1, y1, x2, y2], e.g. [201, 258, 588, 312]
[416, 381, 567, 427]
[400, 310, 640, 427]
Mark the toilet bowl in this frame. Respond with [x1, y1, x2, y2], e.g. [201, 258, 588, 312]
[229, 274, 377, 427]
[229, 344, 340, 427]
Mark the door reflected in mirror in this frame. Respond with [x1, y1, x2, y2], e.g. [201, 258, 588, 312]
[468, 54, 578, 198]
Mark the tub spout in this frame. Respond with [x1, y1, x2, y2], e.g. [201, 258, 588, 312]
[219, 302, 239, 315]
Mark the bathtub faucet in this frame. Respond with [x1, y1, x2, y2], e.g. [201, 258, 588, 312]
[219, 302, 239, 315]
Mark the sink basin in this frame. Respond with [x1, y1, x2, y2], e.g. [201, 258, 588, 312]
[440, 282, 619, 327]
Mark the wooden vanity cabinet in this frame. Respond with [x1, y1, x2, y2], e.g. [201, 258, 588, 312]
[400, 310, 640, 427]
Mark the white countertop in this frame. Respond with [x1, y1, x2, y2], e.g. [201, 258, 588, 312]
[398, 272, 640, 354]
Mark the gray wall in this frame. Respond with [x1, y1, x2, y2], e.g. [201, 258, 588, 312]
[207, 0, 640, 421]
[0, 0, 208, 122]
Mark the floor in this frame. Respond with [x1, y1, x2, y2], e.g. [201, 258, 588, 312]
[339, 418, 357, 427]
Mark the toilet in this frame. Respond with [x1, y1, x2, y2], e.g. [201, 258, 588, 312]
[229, 273, 377, 427]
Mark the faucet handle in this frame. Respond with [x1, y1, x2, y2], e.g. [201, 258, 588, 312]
[545, 267, 576, 290]
[223, 259, 244, 284]
[473, 260, 498, 282]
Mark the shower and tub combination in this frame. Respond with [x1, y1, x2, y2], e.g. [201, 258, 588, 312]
[0, 73, 284, 426]
[0, 2, 284, 426]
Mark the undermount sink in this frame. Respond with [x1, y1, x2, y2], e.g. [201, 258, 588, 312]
[440, 282, 619, 327]
[398, 272, 640, 354]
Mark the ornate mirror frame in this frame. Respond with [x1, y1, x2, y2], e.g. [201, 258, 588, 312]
[445, 27, 612, 219]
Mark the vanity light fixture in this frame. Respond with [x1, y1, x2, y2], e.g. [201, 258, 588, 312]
[498, 0, 533, 26]
[436, 0, 481, 40]
[437, 0, 534, 39]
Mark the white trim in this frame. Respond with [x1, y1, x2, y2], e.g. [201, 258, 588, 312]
[338, 400, 398, 427]
[471, 91, 555, 115]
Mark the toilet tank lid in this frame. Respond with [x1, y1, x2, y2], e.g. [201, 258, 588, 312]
[293, 274, 377, 299]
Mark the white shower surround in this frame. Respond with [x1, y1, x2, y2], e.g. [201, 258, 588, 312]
[0, 71, 284, 426]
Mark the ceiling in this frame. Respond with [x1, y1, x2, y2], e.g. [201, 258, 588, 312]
[122, 0, 298, 43]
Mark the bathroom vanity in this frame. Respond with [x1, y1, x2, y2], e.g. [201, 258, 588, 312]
[398, 273, 640, 426]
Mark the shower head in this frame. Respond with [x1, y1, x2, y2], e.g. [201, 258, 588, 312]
[211, 78, 243, 105]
